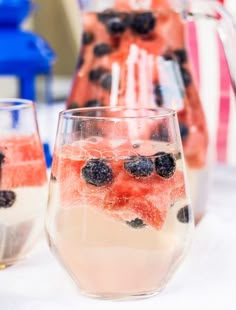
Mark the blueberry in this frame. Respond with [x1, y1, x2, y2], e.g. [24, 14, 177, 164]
[84, 100, 104, 117]
[177, 206, 190, 223]
[82, 31, 94, 45]
[179, 123, 189, 141]
[100, 74, 112, 91]
[85, 99, 103, 108]
[131, 12, 156, 35]
[93, 43, 112, 57]
[89, 67, 106, 82]
[154, 152, 176, 179]
[98, 10, 130, 27]
[124, 157, 154, 178]
[181, 67, 192, 87]
[126, 218, 146, 228]
[0, 191, 16, 208]
[155, 97, 164, 107]
[154, 84, 163, 107]
[68, 102, 79, 110]
[97, 11, 118, 24]
[154, 84, 162, 97]
[163, 53, 174, 61]
[107, 17, 126, 35]
[0, 151, 5, 165]
[50, 174, 57, 182]
[76, 57, 84, 69]
[174, 49, 188, 64]
[82, 159, 113, 187]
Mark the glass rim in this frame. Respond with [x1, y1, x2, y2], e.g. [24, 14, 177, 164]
[0, 98, 34, 110]
[60, 106, 176, 121]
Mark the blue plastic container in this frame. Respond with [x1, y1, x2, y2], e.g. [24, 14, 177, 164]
[0, 0, 33, 27]
[0, 29, 55, 99]
[0, 0, 56, 101]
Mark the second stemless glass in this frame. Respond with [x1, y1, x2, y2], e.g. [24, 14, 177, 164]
[0, 99, 48, 269]
[46, 106, 194, 299]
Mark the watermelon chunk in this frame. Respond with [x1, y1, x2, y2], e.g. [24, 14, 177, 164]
[104, 169, 185, 230]
[0, 135, 47, 188]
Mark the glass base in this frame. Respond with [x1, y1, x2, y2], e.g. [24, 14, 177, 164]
[79, 288, 164, 301]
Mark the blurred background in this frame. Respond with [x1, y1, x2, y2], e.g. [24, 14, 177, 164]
[1, 0, 236, 101]
[1, 0, 236, 99]
[0, 0, 81, 101]
[32, 0, 80, 76]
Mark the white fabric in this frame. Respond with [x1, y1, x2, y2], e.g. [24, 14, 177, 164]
[0, 165, 236, 310]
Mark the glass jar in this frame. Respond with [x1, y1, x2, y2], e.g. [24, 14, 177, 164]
[66, 0, 236, 223]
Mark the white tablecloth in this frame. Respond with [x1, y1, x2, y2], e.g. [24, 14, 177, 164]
[1, 165, 236, 310]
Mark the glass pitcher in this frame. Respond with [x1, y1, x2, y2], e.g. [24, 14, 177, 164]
[66, 0, 236, 223]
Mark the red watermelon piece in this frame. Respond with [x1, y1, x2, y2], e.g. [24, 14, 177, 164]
[104, 169, 185, 230]
[0, 135, 47, 188]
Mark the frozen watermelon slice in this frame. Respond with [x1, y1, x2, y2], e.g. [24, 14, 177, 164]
[0, 135, 47, 188]
[103, 169, 185, 230]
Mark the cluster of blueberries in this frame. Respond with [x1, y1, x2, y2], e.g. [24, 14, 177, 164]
[89, 66, 112, 92]
[0, 151, 16, 208]
[81, 151, 177, 187]
[82, 10, 192, 95]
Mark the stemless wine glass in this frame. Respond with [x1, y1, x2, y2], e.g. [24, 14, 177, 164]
[46, 106, 194, 299]
[0, 99, 48, 269]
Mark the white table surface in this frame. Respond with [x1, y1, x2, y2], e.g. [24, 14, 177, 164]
[1, 165, 236, 310]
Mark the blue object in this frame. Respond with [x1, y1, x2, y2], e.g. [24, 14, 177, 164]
[43, 143, 52, 168]
[0, 0, 56, 101]
[0, 0, 32, 27]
